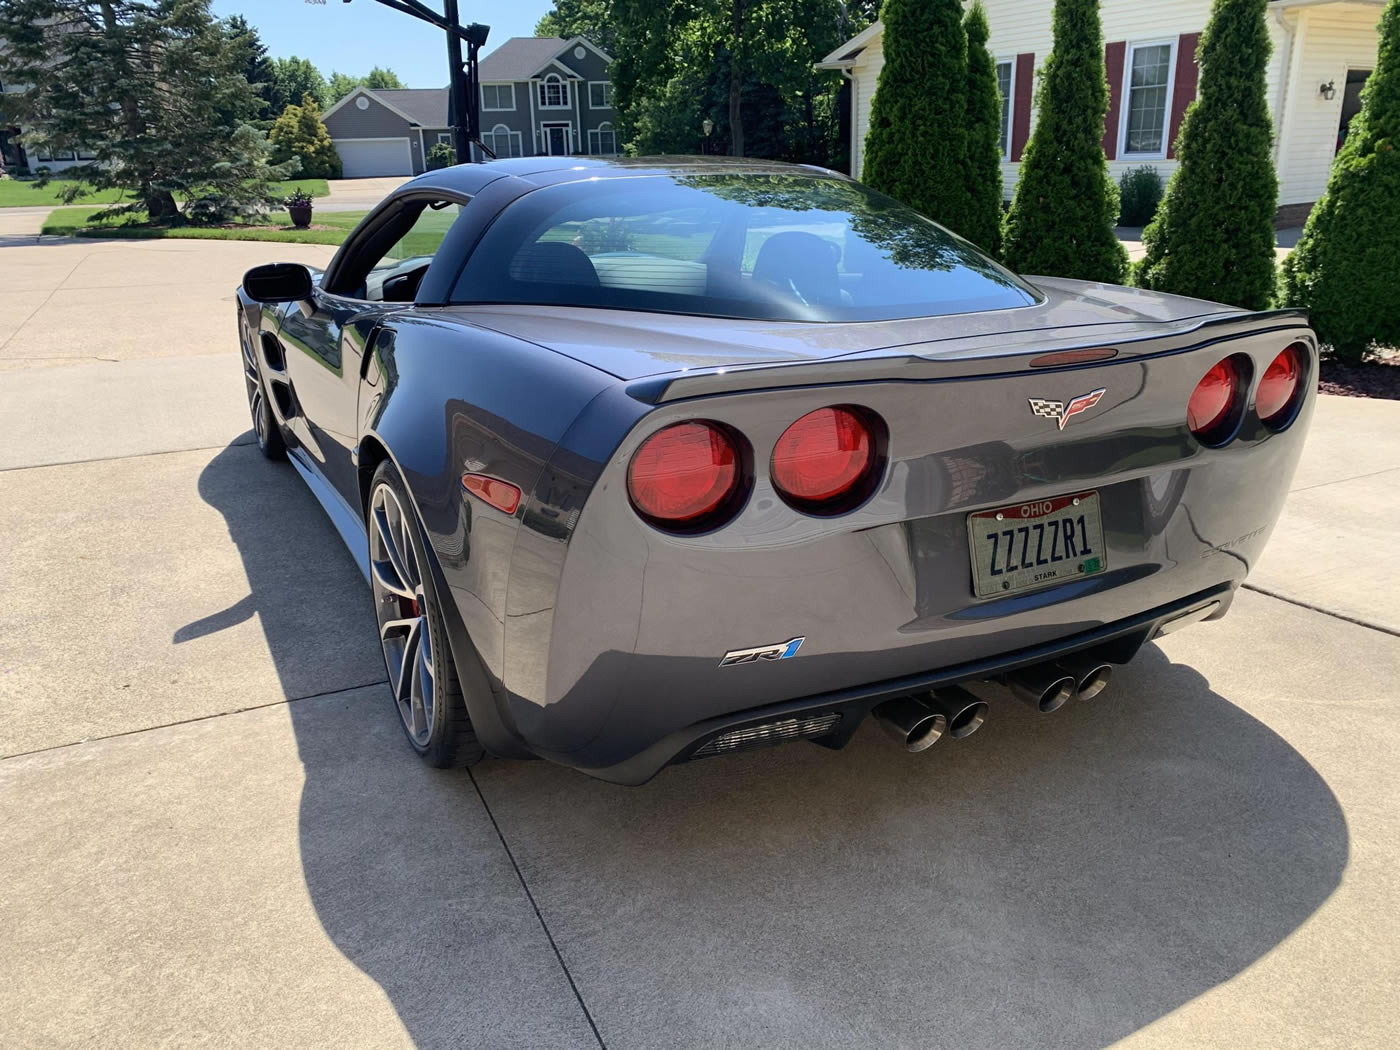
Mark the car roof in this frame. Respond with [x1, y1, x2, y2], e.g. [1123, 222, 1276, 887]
[397, 154, 850, 198]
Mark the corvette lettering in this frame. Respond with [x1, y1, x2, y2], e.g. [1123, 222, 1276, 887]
[719, 637, 805, 667]
[1028, 388, 1107, 430]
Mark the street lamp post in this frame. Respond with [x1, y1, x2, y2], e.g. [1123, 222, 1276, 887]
[343, 0, 488, 164]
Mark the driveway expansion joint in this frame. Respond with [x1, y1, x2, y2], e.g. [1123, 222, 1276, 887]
[0, 437, 258, 474]
[1242, 583, 1400, 639]
[1, 678, 390, 762]
[469, 768, 609, 1050]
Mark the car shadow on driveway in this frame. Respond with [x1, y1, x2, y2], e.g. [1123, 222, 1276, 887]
[194, 436, 1349, 1050]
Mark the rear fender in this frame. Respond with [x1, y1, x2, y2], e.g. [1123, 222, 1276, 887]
[357, 312, 619, 747]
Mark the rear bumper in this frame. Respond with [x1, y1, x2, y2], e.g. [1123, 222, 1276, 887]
[545, 584, 1234, 785]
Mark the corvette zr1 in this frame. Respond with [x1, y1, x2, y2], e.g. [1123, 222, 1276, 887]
[235, 156, 1315, 784]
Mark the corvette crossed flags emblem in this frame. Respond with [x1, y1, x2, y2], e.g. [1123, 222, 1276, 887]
[1028, 388, 1107, 431]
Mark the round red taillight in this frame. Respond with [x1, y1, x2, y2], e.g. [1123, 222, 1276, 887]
[1257, 343, 1305, 427]
[771, 406, 882, 512]
[627, 420, 743, 530]
[1187, 357, 1246, 445]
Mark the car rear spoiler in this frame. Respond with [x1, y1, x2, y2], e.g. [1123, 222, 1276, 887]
[624, 308, 1312, 405]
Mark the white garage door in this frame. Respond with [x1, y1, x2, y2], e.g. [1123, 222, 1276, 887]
[334, 138, 413, 178]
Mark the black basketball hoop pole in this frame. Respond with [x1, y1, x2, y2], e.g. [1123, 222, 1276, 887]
[344, 0, 489, 164]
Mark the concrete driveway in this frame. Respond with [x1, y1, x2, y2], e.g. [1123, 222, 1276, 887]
[2, 237, 1398, 1049]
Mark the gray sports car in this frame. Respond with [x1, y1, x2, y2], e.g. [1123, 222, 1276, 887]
[236, 156, 1314, 784]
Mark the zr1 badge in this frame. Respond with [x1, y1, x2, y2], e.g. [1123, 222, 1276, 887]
[719, 637, 805, 667]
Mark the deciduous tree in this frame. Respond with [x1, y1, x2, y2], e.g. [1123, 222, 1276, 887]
[1135, 0, 1277, 309]
[1001, 0, 1127, 282]
[609, 0, 862, 164]
[270, 55, 328, 114]
[1279, 0, 1400, 360]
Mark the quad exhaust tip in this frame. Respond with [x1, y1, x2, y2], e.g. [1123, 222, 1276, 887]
[923, 685, 989, 739]
[1051, 653, 1115, 701]
[873, 696, 947, 752]
[1005, 666, 1076, 713]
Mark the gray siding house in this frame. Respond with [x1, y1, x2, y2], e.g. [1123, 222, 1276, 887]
[320, 35, 616, 177]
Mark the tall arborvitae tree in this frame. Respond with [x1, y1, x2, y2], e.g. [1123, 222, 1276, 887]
[1002, 0, 1127, 282]
[0, 0, 290, 221]
[1279, 0, 1400, 360]
[962, 2, 1004, 254]
[862, 0, 971, 232]
[1135, 0, 1277, 308]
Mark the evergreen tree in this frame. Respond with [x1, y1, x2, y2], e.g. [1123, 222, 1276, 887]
[963, 2, 1004, 254]
[861, 0, 972, 233]
[1279, 0, 1400, 360]
[1002, 0, 1127, 282]
[1135, 0, 1277, 308]
[269, 94, 343, 180]
[224, 15, 274, 119]
[0, 0, 292, 222]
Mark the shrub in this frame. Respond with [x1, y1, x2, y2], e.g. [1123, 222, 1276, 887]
[1279, 0, 1400, 361]
[962, 2, 1004, 255]
[861, 0, 973, 235]
[1001, 0, 1128, 283]
[1117, 166, 1164, 226]
[268, 94, 342, 180]
[1135, 0, 1277, 309]
[426, 142, 455, 170]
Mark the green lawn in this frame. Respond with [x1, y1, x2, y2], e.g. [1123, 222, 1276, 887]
[0, 177, 329, 208]
[41, 205, 365, 245]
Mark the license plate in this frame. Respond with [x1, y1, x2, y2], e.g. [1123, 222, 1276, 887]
[966, 491, 1106, 599]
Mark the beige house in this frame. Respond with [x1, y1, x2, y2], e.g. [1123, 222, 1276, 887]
[818, 0, 1386, 223]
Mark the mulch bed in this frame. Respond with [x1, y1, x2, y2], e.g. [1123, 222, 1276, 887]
[1319, 350, 1400, 400]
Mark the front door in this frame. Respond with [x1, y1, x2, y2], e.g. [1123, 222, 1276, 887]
[543, 124, 570, 156]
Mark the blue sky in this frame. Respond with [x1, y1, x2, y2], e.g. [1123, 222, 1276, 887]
[211, 0, 556, 88]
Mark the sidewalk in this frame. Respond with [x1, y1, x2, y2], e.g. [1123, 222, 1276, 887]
[1117, 225, 1303, 262]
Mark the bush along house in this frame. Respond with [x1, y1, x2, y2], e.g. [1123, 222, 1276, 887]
[319, 35, 616, 177]
[818, 0, 1385, 225]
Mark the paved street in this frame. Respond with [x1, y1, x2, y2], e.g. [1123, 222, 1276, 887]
[2, 235, 1398, 1049]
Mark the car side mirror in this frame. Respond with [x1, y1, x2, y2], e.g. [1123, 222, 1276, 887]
[242, 262, 313, 303]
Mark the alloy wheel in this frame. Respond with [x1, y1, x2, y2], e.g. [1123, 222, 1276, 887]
[369, 483, 436, 747]
[239, 318, 269, 449]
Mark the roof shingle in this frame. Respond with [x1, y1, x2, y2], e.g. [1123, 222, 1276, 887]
[476, 37, 571, 82]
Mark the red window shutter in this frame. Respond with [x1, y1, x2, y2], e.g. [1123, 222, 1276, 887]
[1011, 52, 1034, 161]
[1103, 41, 1127, 159]
[1167, 33, 1201, 159]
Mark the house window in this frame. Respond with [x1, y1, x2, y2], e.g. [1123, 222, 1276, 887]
[481, 83, 514, 111]
[483, 123, 523, 158]
[588, 81, 614, 108]
[538, 74, 569, 108]
[76, 148, 97, 160]
[1122, 41, 1175, 156]
[437, 132, 452, 145]
[995, 61, 1013, 158]
[588, 122, 617, 155]
[36, 148, 77, 162]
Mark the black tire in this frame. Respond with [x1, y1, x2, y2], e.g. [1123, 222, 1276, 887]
[239, 313, 286, 461]
[367, 460, 484, 768]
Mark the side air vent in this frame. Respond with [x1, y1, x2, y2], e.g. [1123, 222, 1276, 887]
[691, 712, 841, 758]
[259, 331, 287, 374]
